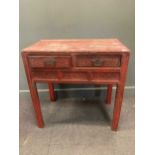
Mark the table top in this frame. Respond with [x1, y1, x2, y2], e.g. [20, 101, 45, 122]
[22, 39, 130, 53]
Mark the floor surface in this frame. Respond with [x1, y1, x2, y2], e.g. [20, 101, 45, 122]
[20, 89, 135, 155]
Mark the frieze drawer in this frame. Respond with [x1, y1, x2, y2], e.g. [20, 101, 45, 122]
[75, 55, 121, 67]
[29, 56, 72, 69]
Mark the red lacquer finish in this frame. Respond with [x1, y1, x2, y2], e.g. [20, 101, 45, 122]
[105, 84, 113, 104]
[22, 39, 130, 131]
[22, 53, 44, 128]
[48, 83, 56, 102]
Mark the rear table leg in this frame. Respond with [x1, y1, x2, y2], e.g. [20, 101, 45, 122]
[105, 84, 113, 104]
[48, 83, 56, 102]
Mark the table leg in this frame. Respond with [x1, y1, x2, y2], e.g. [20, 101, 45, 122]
[48, 83, 56, 102]
[22, 53, 44, 128]
[29, 82, 44, 128]
[111, 84, 125, 131]
[105, 84, 113, 104]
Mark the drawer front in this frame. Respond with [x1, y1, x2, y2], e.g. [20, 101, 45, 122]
[29, 56, 71, 68]
[32, 71, 120, 83]
[75, 55, 121, 67]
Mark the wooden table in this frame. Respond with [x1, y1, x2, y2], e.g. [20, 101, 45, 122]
[22, 39, 130, 131]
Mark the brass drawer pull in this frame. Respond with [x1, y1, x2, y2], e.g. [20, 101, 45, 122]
[45, 58, 56, 66]
[91, 58, 103, 67]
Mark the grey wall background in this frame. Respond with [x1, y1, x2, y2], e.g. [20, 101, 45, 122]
[20, 0, 135, 90]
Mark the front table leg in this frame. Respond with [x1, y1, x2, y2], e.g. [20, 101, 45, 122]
[111, 84, 125, 131]
[29, 82, 44, 128]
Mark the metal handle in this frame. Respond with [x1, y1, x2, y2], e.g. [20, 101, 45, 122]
[91, 58, 103, 67]
[45, 58, 56, 66]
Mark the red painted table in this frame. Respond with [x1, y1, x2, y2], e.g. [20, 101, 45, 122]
[22, 39, 130, 131]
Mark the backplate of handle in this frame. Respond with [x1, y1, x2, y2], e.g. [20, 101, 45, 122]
[45, 58, 56, 66]
[91, 58, 103, 67]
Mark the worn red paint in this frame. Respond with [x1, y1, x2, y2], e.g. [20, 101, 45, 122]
[22, 39, 130, 131]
